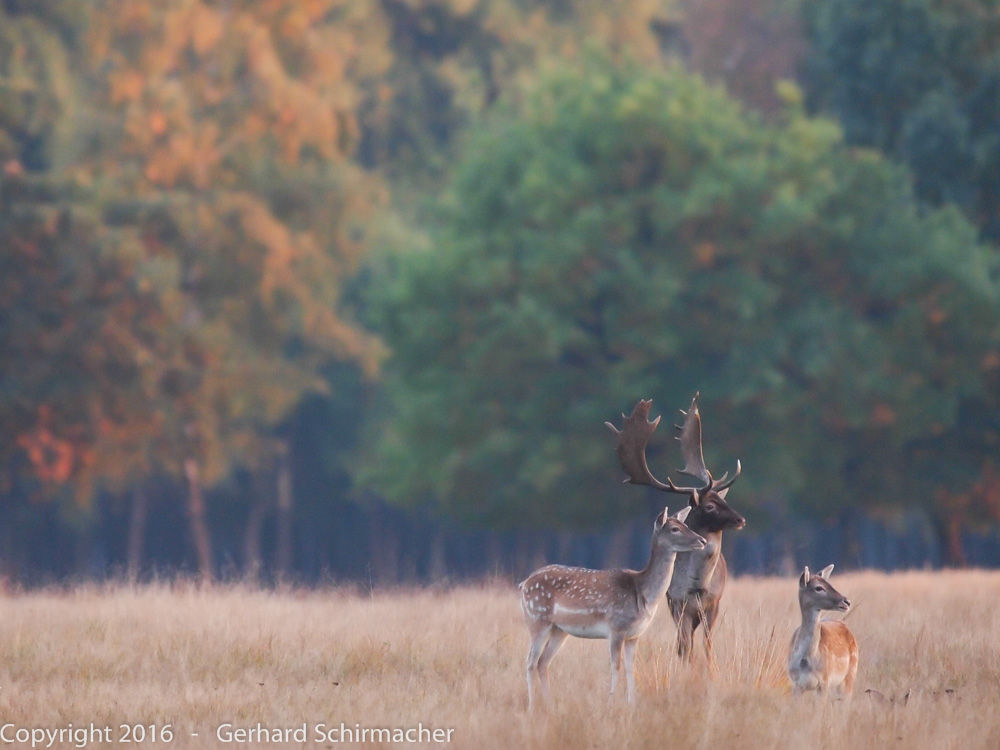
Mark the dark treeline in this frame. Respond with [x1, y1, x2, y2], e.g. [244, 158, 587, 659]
[9, 490, 1000, 586]
[4, 0, 1000, 586]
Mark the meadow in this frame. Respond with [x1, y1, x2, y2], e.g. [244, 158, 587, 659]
[1, 571, 999, 749]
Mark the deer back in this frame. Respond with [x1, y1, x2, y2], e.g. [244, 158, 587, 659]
[520, 565, 644, 636]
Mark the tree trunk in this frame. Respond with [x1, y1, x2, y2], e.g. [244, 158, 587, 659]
[485, 533, 504, 577]
[512, 530, 546, 578]
[369, 512, 399, 585]
[275, 443, 294, 582]
[74, 522, 95, 580]
[126, 485, 149, 582]
[428, 526, 447, 582]
[243, 480, 267, 585]
[184, 458, 213, 586]
[556, 530, 575, 564]
[0, 500, 11, 590]
[945, 515, 968, 568]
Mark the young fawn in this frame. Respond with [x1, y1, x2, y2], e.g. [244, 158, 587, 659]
[787, 564, 859, 696]
[519, 506, 706, 707]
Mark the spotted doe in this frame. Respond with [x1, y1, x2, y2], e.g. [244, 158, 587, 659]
[518, 506, 706, 707]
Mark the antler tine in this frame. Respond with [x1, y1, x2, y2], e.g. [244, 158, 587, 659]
[665, 476, 705, 496]
[715, 459, 742, 491]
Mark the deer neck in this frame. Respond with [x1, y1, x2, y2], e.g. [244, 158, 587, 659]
[690, 528, 723, 554]
[668, 529, 721, 594]
[635, 541, 678, 606]
[793, 605, 823, 659]
[683, 512, 725, 542]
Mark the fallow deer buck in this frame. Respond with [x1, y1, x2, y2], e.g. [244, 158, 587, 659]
[787, 564, 858, 696]
[606, 394, 745, 663]
[519, 506, 706, 707]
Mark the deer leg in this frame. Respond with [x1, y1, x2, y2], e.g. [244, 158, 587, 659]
[843, 649, 858, 696]
[536, 628, 569, 702]
[690, 606, 703, 640]
[608, 636, 624, 699]
[676, 609, 695, 661]
[701, 628, 716, 671]
[525, 624, 553, 709]
[670, 597, 692, 661]
[623, 638, 639, 704]
[843, 671, 856, 696]
[697, 595, 718, 672]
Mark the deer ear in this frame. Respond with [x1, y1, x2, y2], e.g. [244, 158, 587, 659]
[800, 566, 811, 588]
[654, 506, 669, 530]
[819, 564, 834, 580]
[689, 490, 701, 507]
[675, 506, 692, 524]
[717, 487, 730, 499]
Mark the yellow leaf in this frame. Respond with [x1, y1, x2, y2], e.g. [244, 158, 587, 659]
[191, 4, 225, 55]
[149, 111, 168, 136]
[109, 70, 145, 103]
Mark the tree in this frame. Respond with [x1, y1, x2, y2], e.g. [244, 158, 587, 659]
[358, 0, 682, 191]
[675, 0, 808, 116]
[0, 0, 181, 578]
[0, 174, 155, 500]
[363, 52, 1000, 535]
[802, 0, 1000, 241]
[1, 2, 115, 494]
[32, 0, 389, 582]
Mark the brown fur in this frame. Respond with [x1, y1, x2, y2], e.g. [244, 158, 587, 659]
[818, 621, 859, 693]
[787, 565, 858, 696]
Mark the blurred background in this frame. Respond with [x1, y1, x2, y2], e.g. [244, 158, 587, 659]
[3, 0, 1000, 586]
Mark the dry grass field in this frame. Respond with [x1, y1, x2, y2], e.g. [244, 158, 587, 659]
[1, 571, 999, 749]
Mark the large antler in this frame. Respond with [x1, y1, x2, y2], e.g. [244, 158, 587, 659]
[606, 393, 741, 496]
[605, 399, 673, 491]
[675, 393, 711, 488]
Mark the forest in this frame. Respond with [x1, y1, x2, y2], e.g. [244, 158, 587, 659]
[3, 0, 1000, 585]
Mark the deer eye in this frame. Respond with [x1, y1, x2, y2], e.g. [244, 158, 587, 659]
[705, 503, 716, 512]
[670, 526, 680, 533]
[813, 585, 823, 592]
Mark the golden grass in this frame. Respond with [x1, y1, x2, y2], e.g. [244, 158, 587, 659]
[2, 571, 1000, 748]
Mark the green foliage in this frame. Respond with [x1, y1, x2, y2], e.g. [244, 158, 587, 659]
[803, 0, 1000, 240]
[359, 0, 679, 192]
[365, 52, 1000, 528]
[5, 0, 1000, 571]
[0, 1, 80, 171]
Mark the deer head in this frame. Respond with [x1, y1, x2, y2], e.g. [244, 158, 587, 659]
[652, 505, 707, 553]
[605, 393, 745, 533]
[799, 564, 851, 613]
